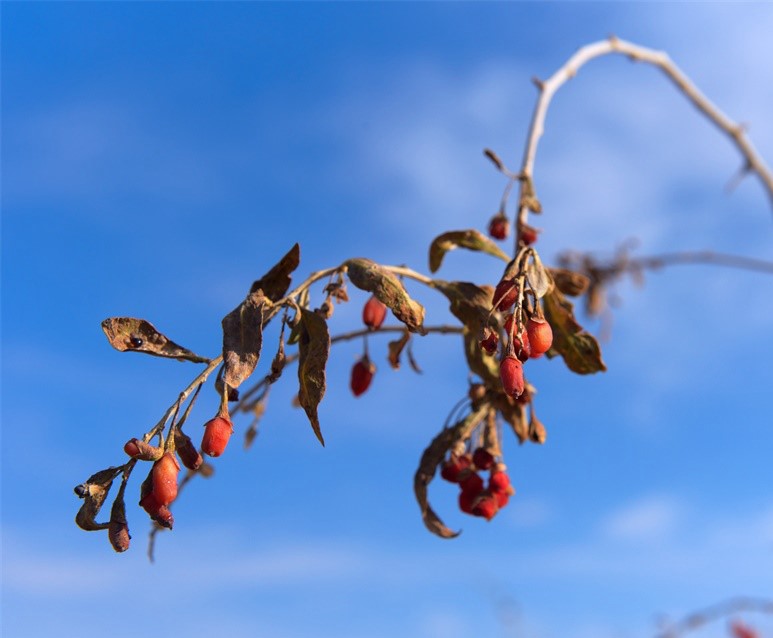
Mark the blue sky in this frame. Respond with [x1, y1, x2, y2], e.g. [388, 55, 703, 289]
[2, 3, 773, 638]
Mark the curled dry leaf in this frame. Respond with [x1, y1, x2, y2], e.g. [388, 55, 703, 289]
[495, 394, 529, 444]
[297, 308, 330, 446]
[414, 405, 489, 538]
[543, 288, 607, 375]
[73, 467, 123, 531]
[483, 148, 506, 172]
[525, 252, 552, 299]
[549, 268, 590, 297]
[249, 243, 300, 302]
[344, 258, 425, 333]
[221, 291, 271, 389]
[387, 331, 411, 370]
[101, 318, 209, 363]
[428, 230, 510, 274]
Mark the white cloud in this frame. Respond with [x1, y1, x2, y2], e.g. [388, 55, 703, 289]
[600, 494, 683, 542]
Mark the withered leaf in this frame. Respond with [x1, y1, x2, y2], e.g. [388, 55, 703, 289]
[101, 318, 208, 363]
[249, 243, 301, 301]
[433, 280, 494, 332]
[387, 331, 411, 370]
[483, 148, 506, 172]
[74, 467, 122, 531]
[414, 406, 488, 539]
[494, 394, 529, 444]
[406, 342, 423, 374]
[297, 308, 330, 446]
[221, 291, 271, 388]
[543, 288, 606, 374]
[428, 230, 510, 273]
[345, 258, 425, 333]
[525, 252, 552, 299]
[463, 329, 500, 387]
[549, 268, 590, 296]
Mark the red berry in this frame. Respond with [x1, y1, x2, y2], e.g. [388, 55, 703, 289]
[526, 317, 553, 356]
[500, 356, 524, 397]
[472, 495, 499, 520]
[458, 489, 477, 515]
[479, 329, 499, 355]
[472, 447, 494, 471]
[440, 454, 472, 483]
[151, 452, 180, 506]
[497, 490, 512, 508]
[489, 470, 511, 493]
[488, 215, 509, 240]
[201, 416, 234, 457]
[459, 471, 484, 494]
[520, 225, 539, 245]
[493, 279, 518, 311]
[350, 356, 375, 397]
[362, 296, 387, 330]
[152, 505, 174, 529]
[730, 621, 759, 638]
[503, 315, 531, 361]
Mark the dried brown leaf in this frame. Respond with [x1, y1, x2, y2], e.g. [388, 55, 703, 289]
[463, 329, 500, 387]
[495, 395, 529, 444]
[428, 230, 510, 273]
[221, 291, 271, 388]
[525, 252, 552, 299]
[73, 467, 122, 531]
[345, 258, 425, 333]
[249, 243, 301, 301]
[483, 148, 506, 171]
[543, 288, 606, 374]
[414, 406, 488, 539]
[101, 318, 208, 363]
[387, 331, 411, 370]
[433, 280, 494, 332]
[549, 268, 590, 296]
[297, 308, 330, 446]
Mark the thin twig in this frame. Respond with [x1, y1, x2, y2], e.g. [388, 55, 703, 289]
[655, 597, 773, 638]
[235, 324, 464, 413]
[517, 35, 773, 240]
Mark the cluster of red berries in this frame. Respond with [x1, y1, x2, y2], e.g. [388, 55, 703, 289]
[480, 279, 554, 400]
[441, 448, 515, 521]
[488, 213, 540, 246]
[350, 295, 387, 397]
[123, 413, 233, 530]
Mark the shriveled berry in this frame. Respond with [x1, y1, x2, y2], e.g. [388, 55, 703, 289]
[123, 438, 163, 461]
[459, 471, 484, 494]
[472, 495, 499, 520]
[175, 431, 203, 471]
[201, 416, 234, 457]
[472, 447, 494, 471]
[151, 452, 180, 506]
[108, 520, 131, 553]
[520, 225, 539, 246]
[488, 215, 510, 240]
[526, 317, 553, 357]
[440, 454, 472, 483]
[493, 279, 518, 311]
[362, 296, 387, 330]
[152, 505, 174, 530]
[350, 356, 375, 397]
[500, 356, 525, 397]
[479, 329, 499, 355]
